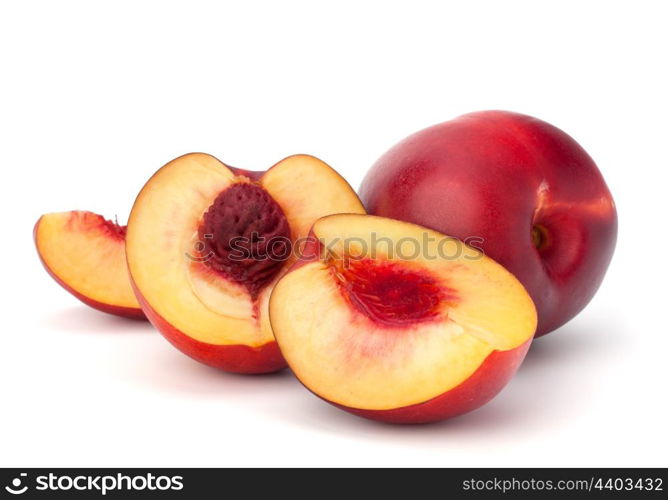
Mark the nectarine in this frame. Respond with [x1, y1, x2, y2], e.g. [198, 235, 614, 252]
[361, 111, 617, 336]
[269, 214, 537, 423]
[126, 153, 365, 373]
[34, 211, 144, 319]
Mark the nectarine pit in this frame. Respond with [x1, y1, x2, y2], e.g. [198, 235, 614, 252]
[331, 258, 457, 327]
[198, 182, 291, 299]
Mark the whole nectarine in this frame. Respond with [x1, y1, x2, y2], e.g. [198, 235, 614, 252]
[360, 111, 617, 336]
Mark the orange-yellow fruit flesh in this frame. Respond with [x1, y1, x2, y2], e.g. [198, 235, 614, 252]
[270, 214, 537, 411]
[127, 153, 263, 346]
[127, 153, 365, 348]
[35, 211, 140, 310]
[260, 155, 365, 239]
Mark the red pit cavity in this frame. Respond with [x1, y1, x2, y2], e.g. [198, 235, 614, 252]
[198, 182, 291, 299]
[101, 218, 127, 240]
[74, 212, 126, 241]
[332, 258, 456, 327]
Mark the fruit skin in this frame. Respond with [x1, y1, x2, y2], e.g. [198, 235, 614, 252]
[34, 213, 145, 320]
[132, 281, 285, 373]
[333, 340, 530, 424]
[360, 110, 617, 336]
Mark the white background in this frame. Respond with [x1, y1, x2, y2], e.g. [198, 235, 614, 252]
[1, 0, 666, 467]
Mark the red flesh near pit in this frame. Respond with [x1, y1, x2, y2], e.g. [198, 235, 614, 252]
[331, 258, 457, 327]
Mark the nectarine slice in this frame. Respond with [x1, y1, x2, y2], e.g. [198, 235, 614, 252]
[34, 211, 144, 319]
[126, 153, 365, 373]
[269, 214, 537, 423]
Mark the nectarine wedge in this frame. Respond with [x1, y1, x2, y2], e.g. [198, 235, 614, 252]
[126, 153, 365, 374]
[34, 211, 144, 319]
[269, 214, 537, 423]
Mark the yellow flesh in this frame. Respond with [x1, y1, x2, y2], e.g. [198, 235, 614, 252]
[36, 212, 140, 309]
[126, 153, 365, 347]
[269, 214, 537, 410]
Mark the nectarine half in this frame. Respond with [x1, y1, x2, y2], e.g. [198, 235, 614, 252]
[269, 214, 537, 423]
[126, 153, 365, 374]
[34, 211, 144, 319]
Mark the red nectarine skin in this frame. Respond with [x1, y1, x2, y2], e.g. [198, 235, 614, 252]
[33, 215, 145, 320]
[132, 280, 285, 374]
[331, 258, 458, 327]
[334, 340, 531, 424]
[198, 182, 291, 299]
[360, 110, 617, 336]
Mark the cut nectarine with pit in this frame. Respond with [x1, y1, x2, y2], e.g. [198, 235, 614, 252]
[269, 214, 537, 423]
[34, 211, 144, 319]
[126, 153, 365, 374]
